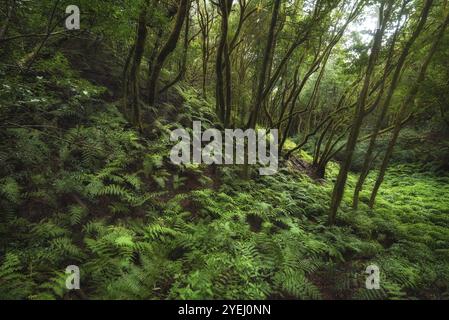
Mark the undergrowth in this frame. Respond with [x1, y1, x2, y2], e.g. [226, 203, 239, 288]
[1, 55, 448, 300]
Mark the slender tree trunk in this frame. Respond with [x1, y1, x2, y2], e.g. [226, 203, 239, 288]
[280, 50, 330, 153]
[247, 0, 281, 129]
[159, 6, 191, 94]
[148, 0, 189, 106]
[201, 37, 209, 99]
[122, 44, 135, 114]
[147, 28, 164, 92]
[353, 3, 418, 209]
[314, 120, 333, 165]
[369, 8, 449, 208]
[241, 0, 280, 178]
[328, 2, 391, 225]
[279, 5, 358, 154]
[215, 0, 232, 126]
[126, 5, 149, 130]
[197, 0, 212, 99]
[223, 32, 232, 127]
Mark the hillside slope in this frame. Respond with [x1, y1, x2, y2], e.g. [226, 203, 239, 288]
[1, 58, 448, 300]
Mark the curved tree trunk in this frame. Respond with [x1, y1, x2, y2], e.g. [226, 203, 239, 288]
[215, 0, 232, 126]
[148, 0, 190, 106]
[132, 7, 149, 129]
[369, 8, 449, 208]
[124, 4, 149, 130]
[159, 7, 191, 95]
[247, 0, 281, 130]
[328, 2, 392, 225]
[353, 2, 419, 209]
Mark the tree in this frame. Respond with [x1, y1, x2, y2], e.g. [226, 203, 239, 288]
[353, 1, 418, 209]
[148, 0, 190, 106]
[368, 7, 449, 208]
[214, 0, 233, 127]
[247, 0, 281, 130]
[328, 0, 395, 225]
[124, 2, 149, 130]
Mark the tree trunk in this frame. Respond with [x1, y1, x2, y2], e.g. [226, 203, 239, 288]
[215, 0, 232, 126]
[312, 163, 326, 180]
[369, 7, 449, 208]
[197, 0, 213, 99]
[247, 0, 281, 129]
[159, 6, 191, 95]
[148, 0, 189, 106]
[328, 2, 391, 225]
[353, 2, 420, 209]
[126, 5, 149, 130]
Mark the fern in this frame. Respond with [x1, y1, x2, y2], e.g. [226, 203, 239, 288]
[274, 268, 322, 300]
[0, 253, 34, 299]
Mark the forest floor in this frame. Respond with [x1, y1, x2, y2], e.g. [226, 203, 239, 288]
[1, 55, 448, 300]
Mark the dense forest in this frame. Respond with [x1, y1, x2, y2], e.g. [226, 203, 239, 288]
[0, 0, 449, 300]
